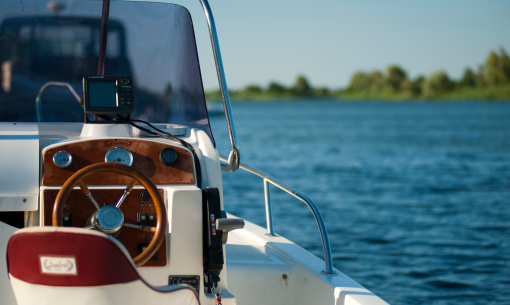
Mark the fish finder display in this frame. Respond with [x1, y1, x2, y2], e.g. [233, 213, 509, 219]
[83, 75, 134, 115]
[88, 82, 117, 107]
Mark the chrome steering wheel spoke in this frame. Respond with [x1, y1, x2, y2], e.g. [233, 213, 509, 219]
[124, 223, 156, 233]
[115, 179, 137, 209]
[76, 180, 101, 210]
[84, 192, 101, 210]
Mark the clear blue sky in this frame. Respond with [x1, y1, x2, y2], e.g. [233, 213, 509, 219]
[176, 0, 510, 91]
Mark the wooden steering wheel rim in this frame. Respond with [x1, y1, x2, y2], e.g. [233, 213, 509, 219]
[52, 162, 168, 267]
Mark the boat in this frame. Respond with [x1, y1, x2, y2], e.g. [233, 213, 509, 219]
[0, 0, 388, 304]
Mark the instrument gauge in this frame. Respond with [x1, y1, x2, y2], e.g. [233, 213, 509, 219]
[53, 151, 72, 168]
[159, 148, 178, 166]
[105, 147, 133, 166]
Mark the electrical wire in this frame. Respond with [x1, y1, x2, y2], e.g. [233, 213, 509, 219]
[98, 114, 202, 188]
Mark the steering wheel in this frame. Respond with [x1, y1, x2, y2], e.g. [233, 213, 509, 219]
[52, 162, 168, 267]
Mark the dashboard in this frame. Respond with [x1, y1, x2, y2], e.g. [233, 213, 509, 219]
[42, 139, 195, 186]
[41, 138, 195, 267]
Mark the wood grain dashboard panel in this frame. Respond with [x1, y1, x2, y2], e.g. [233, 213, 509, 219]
[43, 189, 167, 267]
[42, 139, 195, 186]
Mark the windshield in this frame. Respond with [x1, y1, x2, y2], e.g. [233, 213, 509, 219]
[0, 0, 214, 143]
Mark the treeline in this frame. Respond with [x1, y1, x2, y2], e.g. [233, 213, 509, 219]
[206, 75, 331, 100]
[205, 48, 510, 100]
[345, 47, 510, 99]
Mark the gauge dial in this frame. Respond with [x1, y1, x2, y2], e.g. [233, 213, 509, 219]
[105, 147, 133, 166]
[159, 148, 178, 166]
[53, 151, 72, 168]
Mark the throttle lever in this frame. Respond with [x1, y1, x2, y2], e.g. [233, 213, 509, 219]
[216, 218, 244, 244]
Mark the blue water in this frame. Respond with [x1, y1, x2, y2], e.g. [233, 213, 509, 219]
[209, 100, 510, 305]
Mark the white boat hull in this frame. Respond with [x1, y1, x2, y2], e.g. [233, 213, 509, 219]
[226, 216, 389, 305]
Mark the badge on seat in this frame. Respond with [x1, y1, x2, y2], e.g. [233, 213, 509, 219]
[39, 256, 77, 275]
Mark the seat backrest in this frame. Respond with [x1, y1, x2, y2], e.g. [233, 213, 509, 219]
[7, 227, 199, 305]
[8, 227, 138, 287]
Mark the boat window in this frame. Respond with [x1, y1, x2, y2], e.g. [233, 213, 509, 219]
[0, 0, 214, 144]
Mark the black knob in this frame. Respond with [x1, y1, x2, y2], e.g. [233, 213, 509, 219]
[140, 190, 151, 201]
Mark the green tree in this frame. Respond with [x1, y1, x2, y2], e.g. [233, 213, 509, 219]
[460, 68, 476, 88]
[475, 64, 487, 87]
[267, 82, 287, 94]
[412, 76, 425, 96]
[368, 71, 386, 92]
[485, 48, 510, 86]
[349, 71, 371, 91]
[293, 75, 312, 96]
[386, 65, 408, 91]
[502, 47, 510, 82]
[243, 85, 262, 94]
[400, 76, 424, 96]
[485, 51, 501, 86]
[313, 87, 330, 97]
[423, 71, 454, 98]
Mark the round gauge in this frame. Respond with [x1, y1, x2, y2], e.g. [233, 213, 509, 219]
[105, 147, 133, 166]
[53, 151, 72, 168]
[159, 148, 178, 166]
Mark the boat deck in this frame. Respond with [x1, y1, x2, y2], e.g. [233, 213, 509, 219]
[226, 217, 388, 305]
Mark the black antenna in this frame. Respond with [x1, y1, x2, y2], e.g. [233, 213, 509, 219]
[97, 0, 110, 76]
[93, 0, 111, 122]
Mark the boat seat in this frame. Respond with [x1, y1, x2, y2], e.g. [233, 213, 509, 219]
[6, 227, 199, 305]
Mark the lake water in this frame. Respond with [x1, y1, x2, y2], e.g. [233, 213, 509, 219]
[208, 100, 510, 305]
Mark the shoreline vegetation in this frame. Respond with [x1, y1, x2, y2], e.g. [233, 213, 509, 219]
[205, 48, 510, 101]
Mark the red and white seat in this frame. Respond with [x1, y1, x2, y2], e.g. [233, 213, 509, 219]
[6, 227, 199, 305]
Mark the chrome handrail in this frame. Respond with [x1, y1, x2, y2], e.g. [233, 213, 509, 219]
[219, 155, 337, 276]
[35, 82, 81, 122]
[199, 0, 240, 172]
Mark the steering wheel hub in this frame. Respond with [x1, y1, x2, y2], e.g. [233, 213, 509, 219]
[89, 205, 124, 235]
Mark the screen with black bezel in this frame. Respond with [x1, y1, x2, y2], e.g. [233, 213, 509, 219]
[83, 75, 134, 115]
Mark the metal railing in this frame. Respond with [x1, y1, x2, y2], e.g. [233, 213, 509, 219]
[35, 82, 81, 122]
[199, 0, 240, 172]
[219, 156, 337, 276]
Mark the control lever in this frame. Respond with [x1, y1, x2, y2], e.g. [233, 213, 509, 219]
[216, 218, 244, 244]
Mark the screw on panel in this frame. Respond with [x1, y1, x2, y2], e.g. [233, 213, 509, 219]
[23, 198, 27, 203]
[140, 203, 145, 208]
[141, 235, 146, 239]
